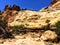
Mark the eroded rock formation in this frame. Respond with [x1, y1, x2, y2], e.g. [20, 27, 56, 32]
[7, 9, 60, 29]
[0, 0, 60, 45]
[1, 0, 60, 29]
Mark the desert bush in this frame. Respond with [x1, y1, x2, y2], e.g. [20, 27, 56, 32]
[42, 25, 48, 30]
[46, 20, 50, 23]
[0, 19, 14, 39]
[12, 24, 26, 34]
[12, 24, 32, 34]
[54, 21, 60, 38]
[0, 20, 7, 29]
[45, 20, 50, 30]
[41, 20, 50, 30]
[51, 21, 60, 42]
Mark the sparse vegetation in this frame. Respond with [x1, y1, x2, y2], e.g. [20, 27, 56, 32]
[12, 25, 30, 34]
[0, 4, 60, 45]
[12, 24, 26, 34]
[46, 20, 50, 23]
[46, 20, 50, 30]
[53, 21, 60, 40]
[0, 19, 14, 39]
[42, 25, 48, 30]
[12, 24, 34, 34]
[42, 20, 50, 30]
[0, 11, 14, 39]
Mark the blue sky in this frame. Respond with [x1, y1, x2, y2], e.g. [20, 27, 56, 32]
[0, 0, 53, 11]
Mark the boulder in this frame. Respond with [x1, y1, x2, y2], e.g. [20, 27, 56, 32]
[43, 30, 57, 40]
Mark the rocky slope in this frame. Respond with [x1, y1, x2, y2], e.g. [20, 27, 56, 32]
[0, 30, 59, 45]
[0, 0, 60, 45]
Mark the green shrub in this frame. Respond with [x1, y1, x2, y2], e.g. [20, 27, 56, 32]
[12, 24, 26, 34]
[45, 20, 50, 30]
[41, 20, 50, 30]
[46, 20, 50, 23]
[0, 20, 14, 39]
[0, 20, 8, 29]
[42, 25, 48, 30]
[54, 21, 60, 39]
[53, 21, 60, 40]
[12, 24, 33, 34]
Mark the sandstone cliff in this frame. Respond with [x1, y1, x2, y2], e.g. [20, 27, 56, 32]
[5, 0, 60, 29]
[0, 0, 59, 29]
[0, 0, 60, 45]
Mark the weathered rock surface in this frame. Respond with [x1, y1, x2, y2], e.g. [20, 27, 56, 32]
[1, 0, 60, 29]
[0, 34, 59, 45]
[40, 30, 57, 40]
[7, 10, 60, 29]
[0, 0, 60, 45]
[0, 31, 59, 45]
[0, 38, 47, 45]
